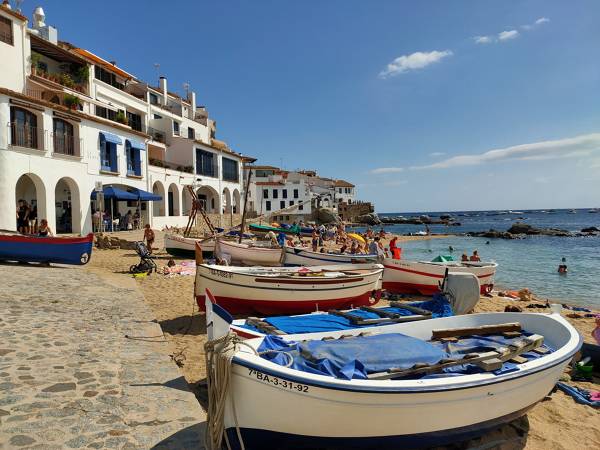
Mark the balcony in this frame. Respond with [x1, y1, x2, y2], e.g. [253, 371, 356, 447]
[149, 158, 193, 173]
[148, 127, 166, 144]
[52, 132, 82, 157]
[25, 87, 85, 112]
[8, 122, 42, 150]
[29, 67, 89, 96]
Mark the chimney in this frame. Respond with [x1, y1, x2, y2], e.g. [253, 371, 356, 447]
[189, 91, 196, 117]
[159, 76, 168, 104]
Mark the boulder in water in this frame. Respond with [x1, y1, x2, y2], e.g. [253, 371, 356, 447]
[356, 213, 382, 225]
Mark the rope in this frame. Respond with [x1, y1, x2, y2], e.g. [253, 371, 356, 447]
[204, 333, 295, 450]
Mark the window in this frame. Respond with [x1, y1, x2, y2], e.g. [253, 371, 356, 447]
[100, 140, 117, 172]
[188, 127, 195, 139]
[94, 66, 124, 90]
[126, 141, 142, 176]
[52, 118, 74, 155]
[338, 188, 342, 194]
[299, 203, 304, 211]
[282, 189, 287, 199]
[0, 16, 13, 46]
[127, 112, 143, 132]
[149, 93, 159, 105]
[262, 189, 268, 199]
[222, 158, 239, 182]
[289, 201, 294, 206]
[173, 121, 180, 135]
[95, 105, 118, 122]
[265, 201, 271, 211]
[10, 107, 38, 149]
[153, 113, 162, 119]
[280, 201, 285, 209]
[196, 149, 215, 177]
[293, 189, 299, 199]
[273, 189, 278, 199]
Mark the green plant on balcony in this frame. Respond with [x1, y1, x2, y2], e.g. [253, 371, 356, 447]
[58, 73, 75, 88]
[115, 111, 128, 125]
[149, 157, 164, 167]
[29, 53, 41, 73]
[72, 65, 89, 84]
[63, 94, 81, 110]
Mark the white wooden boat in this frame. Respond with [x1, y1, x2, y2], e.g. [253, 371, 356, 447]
[205, 295, 582, 450]
[284, 245, 379, 266]
[383, 258, 497, 295]
[195, 263, 384, 314]
[216, 239, 283, 266]
[164, 233, 216, 257]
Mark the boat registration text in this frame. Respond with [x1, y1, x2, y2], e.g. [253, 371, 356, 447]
[248, 369, 309, 392]
[209, 268, 233, 278]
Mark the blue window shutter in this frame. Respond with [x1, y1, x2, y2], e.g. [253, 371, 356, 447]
[134, 149, 141, 176]
[110, 143, 118, 172]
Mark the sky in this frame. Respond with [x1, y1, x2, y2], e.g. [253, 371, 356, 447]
[30, 0, 600, 212]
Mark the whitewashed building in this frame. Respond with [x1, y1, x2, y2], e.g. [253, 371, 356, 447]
[0, 4, 247, 234]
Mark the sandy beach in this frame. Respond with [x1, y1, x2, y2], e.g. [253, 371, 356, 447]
[86, 229, 600, 449]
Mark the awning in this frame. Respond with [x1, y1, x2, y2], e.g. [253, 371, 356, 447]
[91, 186, 137, 201]
[100, 132, 122, 145]
[128, 187, 162, 201]
[126, 139, 146, 151]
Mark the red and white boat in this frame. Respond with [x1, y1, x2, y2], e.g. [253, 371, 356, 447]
[383, 258, 497, 295]
[216, 239, 283, 266]
[195, 263, 384, 314]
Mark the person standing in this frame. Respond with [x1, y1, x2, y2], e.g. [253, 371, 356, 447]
[16, 199, 30, 234]
[29, 201, 38, 234]
[144, 224, 155, 254]
[311, 229, 318, 252]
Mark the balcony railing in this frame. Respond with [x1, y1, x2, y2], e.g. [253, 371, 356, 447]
[148, 127, 166, 144]
[149, 158, 193, 173]
[9, 123, 39, 150]
[52, 132, 78, 156]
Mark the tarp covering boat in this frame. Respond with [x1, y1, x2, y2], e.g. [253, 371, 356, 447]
[257, 331, 554, 380]
[240, 296, 452, 335]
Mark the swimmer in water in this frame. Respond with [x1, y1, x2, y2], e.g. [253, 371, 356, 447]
[558, 257, 568, 274]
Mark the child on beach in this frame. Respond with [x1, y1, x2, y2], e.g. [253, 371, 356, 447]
[37, 219, 53, 237]
[144, 224, 155, 254]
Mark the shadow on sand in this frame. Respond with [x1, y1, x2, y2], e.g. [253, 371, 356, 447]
[159, 313, 207, 337]
[150, 422, 206, 449]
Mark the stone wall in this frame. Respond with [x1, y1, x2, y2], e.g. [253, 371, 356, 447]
[338, 201, 375, 222]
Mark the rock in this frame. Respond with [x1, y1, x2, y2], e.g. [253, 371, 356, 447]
[314, 208, 340, 224]
[9, 435, 36, 447]
[42, 382, 77, 393]
[440, 214, 452, 220]
[581, 226, 599, 233]
[507, 223, 537, 234]
[356, 213, 381, 225]
[118, 239, 137, 250]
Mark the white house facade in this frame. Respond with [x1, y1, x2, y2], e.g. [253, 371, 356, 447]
[0, 4, 246, 234]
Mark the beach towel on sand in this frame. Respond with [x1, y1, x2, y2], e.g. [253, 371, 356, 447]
[556, 382, 600, 407]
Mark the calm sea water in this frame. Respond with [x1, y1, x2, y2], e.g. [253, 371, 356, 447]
[350, 209, 600, 308]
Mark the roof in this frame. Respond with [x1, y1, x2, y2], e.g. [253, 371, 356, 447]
[256, 181, 285, 186]
[72, 48, 135, 80]
[335, 179, 355, 187]
[30, 34, 88, 65]
[244, 165, 280, 171]
[0, 4, 27, 21]
[241, 156, 258, 163]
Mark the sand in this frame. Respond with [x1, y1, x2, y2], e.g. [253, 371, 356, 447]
[85, 229, 600, 450]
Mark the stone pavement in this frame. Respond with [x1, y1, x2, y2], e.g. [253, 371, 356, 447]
[0, 264, 206, 449]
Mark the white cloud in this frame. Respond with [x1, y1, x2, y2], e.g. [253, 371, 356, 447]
[378, 50, 453, 79]
[474, 35, 493, 44]
[535, 17, 550, 25]
[410, 133, 600, 170]
[369, 167, 405, 174]
[522, 17, 550, 30]
[498, 30, 519, 41]
[429, 152, 446, 157]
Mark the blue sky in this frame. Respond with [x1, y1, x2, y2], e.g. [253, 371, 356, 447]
[35, 0, 600, 212]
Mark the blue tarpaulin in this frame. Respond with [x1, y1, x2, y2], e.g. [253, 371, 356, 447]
[90, 186, 137, 201]
[242, 295, 453, 335]
[128, 187, 162, 201]
[126, 139, 145, 151]
[257, 331, 554, 380]
[99, 131, 122, 145]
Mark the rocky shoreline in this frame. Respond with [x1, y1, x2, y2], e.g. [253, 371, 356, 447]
[467, 223, 600, 239]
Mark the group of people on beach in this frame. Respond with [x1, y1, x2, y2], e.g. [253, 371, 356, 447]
[16, 199, 52, 237]
[92, 209, 141, 232]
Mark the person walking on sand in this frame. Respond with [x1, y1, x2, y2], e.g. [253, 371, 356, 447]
[470, 250, 480, 262]
[144, 224, 155, 254]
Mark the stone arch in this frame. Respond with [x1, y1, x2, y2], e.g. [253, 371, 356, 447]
[196, 185, 220, 213]
[15, 173, 47, 233]
[54, 177, 81, 234]
[232, 189, 241, 214]
[168, 183, 180, 216]
[222, 187, 232, 214]
[152, 181, 166, 217]
[182, 186, 193, 216]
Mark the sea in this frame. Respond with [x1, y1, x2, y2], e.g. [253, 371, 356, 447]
[350, 209, 600, 309]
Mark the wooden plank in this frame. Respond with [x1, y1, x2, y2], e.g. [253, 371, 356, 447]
[475, 334, 544, 371]
[245, 317, 286, 335]
[359, 306, 401, 319]
[532, 346, 550, 355]
[431, 322, 522, 339]
[509, 356, 528, 364]
[389, 302, 433, 316]
[502, 331, 523, 338]
[439, 337, 459, 343]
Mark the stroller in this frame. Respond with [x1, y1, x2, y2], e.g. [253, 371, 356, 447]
[129, 241, 157, 274]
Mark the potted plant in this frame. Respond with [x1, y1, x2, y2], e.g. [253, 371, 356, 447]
[58, 73, 75, 88]
[72, 65, 89, 84]
[29, 53, 41, 75]
[115, 111, 128, 125]
[63, 94, 81, 110]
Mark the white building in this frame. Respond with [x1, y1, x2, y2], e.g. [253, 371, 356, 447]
[0, 4, 247, 234]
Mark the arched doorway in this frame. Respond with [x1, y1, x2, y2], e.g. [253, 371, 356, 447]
[15, 174, 46, 233]
[152, 181, 166, 217]
[182, 186, 192, 216]
[222, 187, 232, 214]
[232, 189, 241, 214]
[168, 183, 180, 216]
[196, 186, 219, 213]
[55, 177, 81, 234]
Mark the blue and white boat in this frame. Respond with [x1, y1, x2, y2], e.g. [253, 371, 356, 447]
[0, 232, 94, 265]
[284, 245, 379, 266]
[205, 292, 581, 450]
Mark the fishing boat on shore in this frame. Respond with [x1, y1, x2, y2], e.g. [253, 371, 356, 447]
[164, 233, 216, 257]
[0, 232, 94, 265]
[229, 271, 480, 338]
[283, 245, 379, 266]
[195, 262, 384, 314]
[249, 223, 312, 237]
[216, 239, 283, 266]
[383, 258, 497, 295]
[205, 296, 582, 450]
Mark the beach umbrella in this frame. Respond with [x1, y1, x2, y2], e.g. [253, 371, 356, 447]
[347, 233, 366, 244]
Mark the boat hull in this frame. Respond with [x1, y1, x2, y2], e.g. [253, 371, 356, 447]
[164, 234, 215, 257]
[284, 246, 379, 266]
[195, 264, 383, 314]
[383, 259, 497, 295]
[222, 312, 579, 449]
[217, 240, 282, 266]
[0, 233, 93, 265]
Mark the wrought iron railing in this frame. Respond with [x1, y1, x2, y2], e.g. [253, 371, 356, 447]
[9, 122, 39, 149]
[52, 132, 76, 156]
